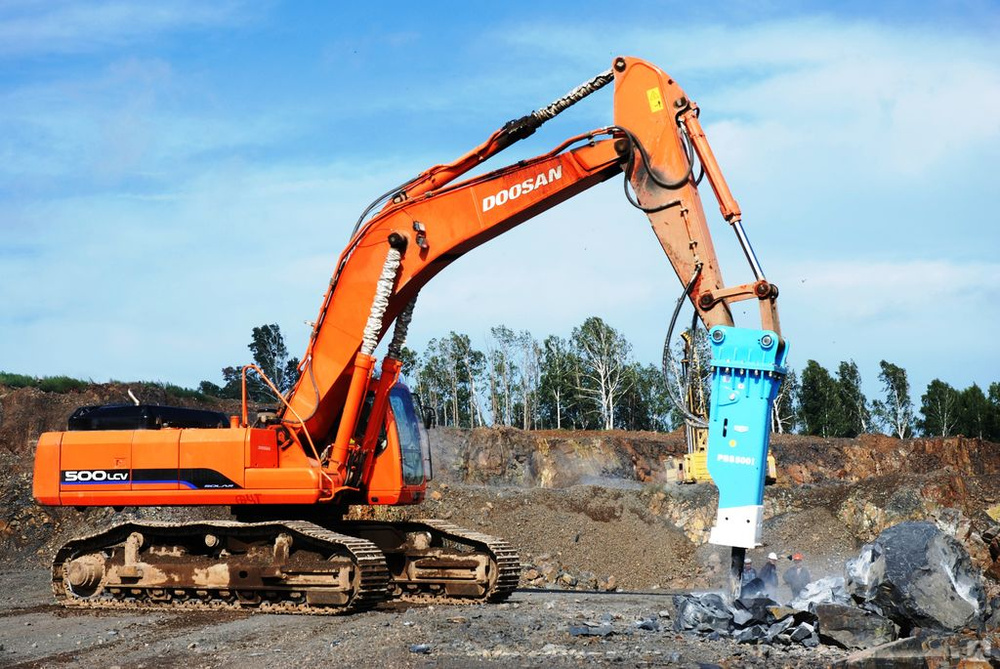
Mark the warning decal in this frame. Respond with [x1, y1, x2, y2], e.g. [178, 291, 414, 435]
[646, 87, 664, 112]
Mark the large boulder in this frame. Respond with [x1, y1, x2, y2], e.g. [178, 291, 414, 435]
[846, 521, 985, 633]
[814, 603, 898, 649]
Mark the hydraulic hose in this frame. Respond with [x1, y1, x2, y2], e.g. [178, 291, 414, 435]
[661, 264, 709, 428]
[614, 125, 697, 213]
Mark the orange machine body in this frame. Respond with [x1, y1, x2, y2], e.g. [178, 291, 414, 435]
[33, 426, 321, 507]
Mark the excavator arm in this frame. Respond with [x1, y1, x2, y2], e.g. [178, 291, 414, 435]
[32, 56, 786, 608]
[283, 56, 787, 553]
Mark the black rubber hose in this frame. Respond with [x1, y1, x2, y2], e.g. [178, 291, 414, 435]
[661, 264, 709, 427]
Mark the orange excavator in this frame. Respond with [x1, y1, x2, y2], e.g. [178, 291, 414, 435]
[33, 56, 785, 613]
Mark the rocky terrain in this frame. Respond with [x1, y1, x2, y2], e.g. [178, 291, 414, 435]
[2, 383, 1000, 667]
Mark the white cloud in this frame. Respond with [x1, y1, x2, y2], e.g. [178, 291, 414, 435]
[780, 259, 1000, 323]
[0, 57, 300, 186]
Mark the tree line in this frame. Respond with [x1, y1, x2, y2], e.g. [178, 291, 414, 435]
[404, 320, 1000, 440]
[405, 318, 675, 433]
[784, 360, 1000, 440]
[203, 321, 1000, 441]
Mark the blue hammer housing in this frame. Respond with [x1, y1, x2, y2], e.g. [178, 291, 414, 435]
[706, 325, 788, 549]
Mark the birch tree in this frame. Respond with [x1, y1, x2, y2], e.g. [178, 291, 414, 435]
[417, 338, 457, 426]
[485, 326, 517, 426]
[771, 368, 799, 434]
[516, 330, 540, 430]
[872, 360, 914, 438]
[571, 317, 632, 430]
[539, 335, 576, 429]
[836, 360, 871, 436]
[917, 379, 960, 437]
[202, 323, 299, 401]
[446, 332, 485, 428]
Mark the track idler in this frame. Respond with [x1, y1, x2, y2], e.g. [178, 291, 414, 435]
[341, 519, 521, 604]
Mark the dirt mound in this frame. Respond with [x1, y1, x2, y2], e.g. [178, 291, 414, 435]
[414, 483, 699, 591]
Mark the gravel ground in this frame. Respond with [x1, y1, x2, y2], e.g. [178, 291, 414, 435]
[3, 388, 998, 667]
[0, 569, 850, 668]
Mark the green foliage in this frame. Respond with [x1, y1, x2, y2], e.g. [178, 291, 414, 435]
[0, 371, 39, 388]
[0, 372, 89, 393]
[415, 333, 485, 428]
[989, 383, 1000, 442]
[956, 384, 990, 439]
[396, 346, 419, 381]
[617, 362, 673, 431]
[799, 360, 845, 437]
[836, 360, 871, 436]
[161, 383, 208, 401]
[201, 324, 300, 402]
[538, 335, 580, 429]
[37, 375, 89, 393]
[1, 372, 208, 399]
[872, 360, 914, 438]
[917, 379, 961, 437]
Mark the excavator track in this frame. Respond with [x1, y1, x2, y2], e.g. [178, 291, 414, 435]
[52, 520, 389, 615]
[338, 518, 520, 605]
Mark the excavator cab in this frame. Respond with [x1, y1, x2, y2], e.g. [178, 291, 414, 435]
[356, 383, 432, 506]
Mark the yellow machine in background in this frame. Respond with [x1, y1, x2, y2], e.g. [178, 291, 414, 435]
[677, 331, 776, 484]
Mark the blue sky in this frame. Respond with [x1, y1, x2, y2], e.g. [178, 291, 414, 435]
[2, 1, 998, 406]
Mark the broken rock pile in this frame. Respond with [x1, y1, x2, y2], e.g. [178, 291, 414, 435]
[674, 521, 987, 652]
[673, 593, 820, 646]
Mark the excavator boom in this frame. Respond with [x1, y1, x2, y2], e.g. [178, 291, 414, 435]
[32, 55, 786, 612]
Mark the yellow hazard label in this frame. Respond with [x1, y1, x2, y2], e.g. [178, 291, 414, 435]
[646, 87, 664, 112]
